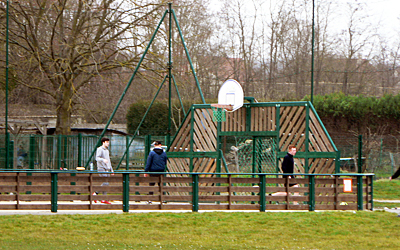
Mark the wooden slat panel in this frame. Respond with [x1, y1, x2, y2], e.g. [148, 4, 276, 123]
[281, 112, 306, 150]
[18, 186, 51, 192]
[169, 110, 192, 151]
[57, 186, 91, 193]
[315, 204, 358, 210]
[0, 186, 17, 192]
[0, 194, 18, 201]
[129, 204, 192, 210]
[4, 204, 51, 210]
[58, 195, 90, 201]
[199, 186, 229, 192]
[129, 195, 192, 201]
[309, 110, 334, 151]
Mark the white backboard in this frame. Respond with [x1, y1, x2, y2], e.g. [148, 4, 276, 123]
[218, 79, 244, 111]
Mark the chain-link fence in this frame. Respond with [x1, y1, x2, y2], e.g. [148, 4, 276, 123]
[0, 134, 166, 170]
[332, 135, 400, 179]
[1, 133, 399, 178]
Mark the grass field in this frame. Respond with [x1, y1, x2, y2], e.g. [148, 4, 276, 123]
[1, 179, 400, 249]
[1, 211, 400, 250]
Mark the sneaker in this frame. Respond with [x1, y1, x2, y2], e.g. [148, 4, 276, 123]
[147, 201, 152, 204]
[101, 200, 111, 205]
[92, 192, 98, 203]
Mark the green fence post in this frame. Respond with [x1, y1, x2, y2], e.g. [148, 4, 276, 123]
[57, 135, 62, 169]
[126, 136, 129, 170]
[358, 135, 362, 173]
[51, 172, 58, 212]
[370, 175, 374, 210]
[123, 173, 130, 212]
[145, 135, 151, 164]
[259, 174, 266, 212]
[357, 175, 363, 211]
[309, 175, 315, 211]
[78, 133, 82, 167]
[192, 174, 199, 212]
[8, 140, 13, 169]
[29, 135, 35, 169]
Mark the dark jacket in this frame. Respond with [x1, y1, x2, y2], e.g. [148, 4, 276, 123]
[145, 147, 168, 172]
[392, 166, 400, 180]
[281, 153, 295, 178]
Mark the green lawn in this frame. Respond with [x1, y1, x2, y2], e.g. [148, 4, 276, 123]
[1, 211, 400, 249]
[1, 178, 399, 249]
[374, 179, 400, 200]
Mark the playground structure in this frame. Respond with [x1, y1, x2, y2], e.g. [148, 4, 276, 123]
[0, 4, 374, 212]
[167, 101, 340, 175]
[1, 3, 339, 175]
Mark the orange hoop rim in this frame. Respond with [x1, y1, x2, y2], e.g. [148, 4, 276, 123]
[210, 104, 233, 111]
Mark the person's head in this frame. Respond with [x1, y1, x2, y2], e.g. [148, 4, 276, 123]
[288, 145, 297, 156]
[154, 141, 162, 147]
[101, 137, 110, 148]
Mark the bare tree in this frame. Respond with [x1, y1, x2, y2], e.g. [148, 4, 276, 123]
[335, 1, 377, 94]
[0, 0, 166, 134]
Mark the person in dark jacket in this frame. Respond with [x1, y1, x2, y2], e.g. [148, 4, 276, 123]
[389, 166, 400, 180]
[281, 145, 298, 187]
[272, 145, 299, 204]
[144, 141, 168, 200]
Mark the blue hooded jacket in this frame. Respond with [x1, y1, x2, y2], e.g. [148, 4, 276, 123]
[145, 147, 168, 172]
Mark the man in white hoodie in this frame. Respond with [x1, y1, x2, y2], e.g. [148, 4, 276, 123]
[95, 137, 114, 204]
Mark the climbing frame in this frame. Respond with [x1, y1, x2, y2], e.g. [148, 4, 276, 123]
[167, 101, 340, 175]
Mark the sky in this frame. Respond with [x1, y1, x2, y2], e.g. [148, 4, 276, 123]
[366, 0, 400, 37]
[209, 0, 400, 40]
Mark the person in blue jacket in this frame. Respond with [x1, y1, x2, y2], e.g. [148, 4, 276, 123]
[144, 141, 168, 200]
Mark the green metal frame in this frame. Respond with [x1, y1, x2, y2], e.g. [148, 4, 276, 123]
[168, 101, 340, 175]
[83, 3, 206, 170]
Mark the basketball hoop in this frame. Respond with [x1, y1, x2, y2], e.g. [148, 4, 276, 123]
[211, 104, 233, 122]
[211, 79, 244, 122]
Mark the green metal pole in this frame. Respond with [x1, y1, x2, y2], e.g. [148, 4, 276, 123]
[115, 76, 167, 170]
[172, 9, 205, 104]
[57, 135, 62, 170]
[84, 9, 168, 169]
[172, 74, 185, 115]
[310, 0, 315, 104]
[78, 133, 82, 167]
[357, 175, 363, 211]
[126, 136, 129, 170]
[275, 104, 281, 172]
[370, 175, 374, 210]
[259, 174, 266, 212]
[145, 135, 151, 164]
[192, 173, 199, 212]
[167, 3, 172, 147]
[123, 173, 130, 212]
[358, 135, 362, 173]
[305, 104, 310, 173]
[252, 138, 256, 174]
[5, 0, 10, 169]
[29, 135, 35, 169]
[379, 138, 383, 169]
[309, 175, 315, 211]
[51, 172, 58, 212]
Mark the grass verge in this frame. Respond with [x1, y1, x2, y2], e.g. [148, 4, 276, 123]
[374, 179, 400, 200]
[1, 211, 400, 249]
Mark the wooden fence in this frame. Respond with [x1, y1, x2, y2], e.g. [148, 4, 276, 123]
[0, 171, 373, 212]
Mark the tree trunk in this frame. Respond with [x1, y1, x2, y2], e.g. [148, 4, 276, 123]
[55, 83, 73, 135]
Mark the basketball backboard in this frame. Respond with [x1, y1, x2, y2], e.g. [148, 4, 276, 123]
[218, 79, 244, 111]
